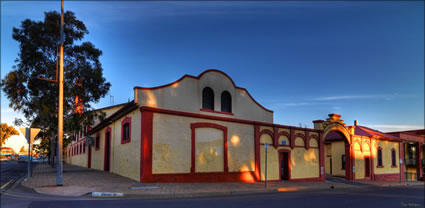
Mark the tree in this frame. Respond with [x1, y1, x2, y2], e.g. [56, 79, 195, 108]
[1, 123, 19, 148]
[1, 11, 110, 141]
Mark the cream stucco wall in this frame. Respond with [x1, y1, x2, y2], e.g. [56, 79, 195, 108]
[259, 145, 320, 181]
[291, 148, 320, 179]
[195, 128, 224, 172]
[152, 113, 255, 174]
[354, 142, 365, 179]
[109, 110, 141, 181]
[331, 141, 346, 177]
[136, 70, 273, 123]
[373, 140, 400, 174]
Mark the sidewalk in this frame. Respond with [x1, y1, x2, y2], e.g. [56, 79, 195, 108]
[21, 164, 424, 198]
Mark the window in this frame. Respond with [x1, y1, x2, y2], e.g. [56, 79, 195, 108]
[95, 134, 100, 150]
[121, 117, 131, 144]
[391, 148, 396, 167]
[221, 91, 232, 113]
[377, 147, 383, 167]
[83, 142, 86, 153]
[341, 155, 346, 169]
[202, 87, 214, 110]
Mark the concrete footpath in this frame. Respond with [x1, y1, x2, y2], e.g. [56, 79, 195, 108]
[21, 164, 424, 199]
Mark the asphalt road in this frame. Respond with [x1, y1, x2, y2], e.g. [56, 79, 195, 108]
[2, 184, 424, 208]
[1, 162, 424, 208]
[0, 161, 29, 190]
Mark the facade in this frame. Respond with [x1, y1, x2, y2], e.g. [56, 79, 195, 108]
[387, 129, 424, 181]
[65, 69, 413, 183]
[314, 115, 404, 181]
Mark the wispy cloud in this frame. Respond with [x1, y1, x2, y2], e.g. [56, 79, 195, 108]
[364, 124, 424, 132]
[312, 94, 415, 101]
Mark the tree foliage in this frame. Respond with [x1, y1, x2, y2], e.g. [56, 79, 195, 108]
[0, 123, 19, 146]
[1, 11, 110, 136]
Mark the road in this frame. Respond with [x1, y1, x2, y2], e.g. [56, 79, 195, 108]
[1, 185, 423, 208]
[1, 161, 28, 190]
[1, 162, 424, 208]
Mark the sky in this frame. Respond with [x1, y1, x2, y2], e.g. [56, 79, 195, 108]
[1, 1, 424, 138]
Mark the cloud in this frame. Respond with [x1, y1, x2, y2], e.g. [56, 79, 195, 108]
[312, 94, 415, 101]
[364, 124, 424, 132]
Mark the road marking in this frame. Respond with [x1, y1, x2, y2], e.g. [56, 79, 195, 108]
[92, 192, 124, 197]
[2, 192, 120, 201]
[0, 179, 15, 190]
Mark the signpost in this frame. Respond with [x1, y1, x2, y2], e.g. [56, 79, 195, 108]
[265, 142, 269, 188]
[19, 128, 40, 178]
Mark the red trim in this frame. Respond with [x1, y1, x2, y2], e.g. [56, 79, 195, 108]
[134, 69, 273, 113]
[190, 122, 228, 173]
[290, 177, 322, 182]
[328, 113, 341, 118]
[200, 108, 234, 115]
[374, 173, 400, 181]
[399, 142, 405, 181]
[319, 132, 325, 181]
[278, 149, 291, 181]
[416, 142, 422, 181]
[254, 125, 261, 181]
[140, 106, 321, 133]
[313, 120, 324, 124]
[104, 127, 111, 171]
[121, 116, 132, 144]
[140, 111, 153, 182]
[148, 171, 256, 183]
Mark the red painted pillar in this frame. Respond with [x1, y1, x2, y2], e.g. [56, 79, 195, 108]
[254, 125, 261, 182]
[417, 142, 423, 181]
[319, 131, 325, 181]
[400, 142, 405, 182]
[140, 109, 153, 182]
[345, 141, 352, 180]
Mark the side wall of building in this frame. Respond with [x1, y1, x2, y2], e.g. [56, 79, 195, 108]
[151, 113, 255, 177]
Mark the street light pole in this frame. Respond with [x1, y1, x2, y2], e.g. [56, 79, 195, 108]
[56, 0, 64, 186]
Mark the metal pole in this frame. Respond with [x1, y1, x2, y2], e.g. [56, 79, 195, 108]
[56, 0, 64, 186]
[265, 145, 268, 189]
[26, 128, 31, 178]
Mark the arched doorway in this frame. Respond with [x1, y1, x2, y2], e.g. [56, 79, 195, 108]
[322, 120, 353, 180]
[324, 130, 351, 180]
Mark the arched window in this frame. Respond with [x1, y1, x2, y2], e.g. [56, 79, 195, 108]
[377, 147, 383, 167]
[391, 148, 396, 167]
[202, 87, 214, 110]
[221, 91, 232, 113]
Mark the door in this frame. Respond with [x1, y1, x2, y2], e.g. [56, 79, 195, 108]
[88, 146, 92, 168]
[104, 132, 111, 171]
[280, 152, 289, 180]
[365, 157, 370, 177]
[330, 158, 333, 175]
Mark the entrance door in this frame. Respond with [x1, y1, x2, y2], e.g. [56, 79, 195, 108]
[280, 152, 289, 180]
[365, 157, 370, 177]
[330, 158, 333, 175]
[88, 146, 92, 168]
[104, 132, 111, 171]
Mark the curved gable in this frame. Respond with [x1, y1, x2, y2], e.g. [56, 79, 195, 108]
[134, 69, 273, 123]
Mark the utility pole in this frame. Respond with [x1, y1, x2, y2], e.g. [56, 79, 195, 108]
[56, 0, 64, 186]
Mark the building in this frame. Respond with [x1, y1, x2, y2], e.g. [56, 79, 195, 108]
[314, 115, 404, 181]
[387, 129, 424, 181]
[65, 69, 413, 183]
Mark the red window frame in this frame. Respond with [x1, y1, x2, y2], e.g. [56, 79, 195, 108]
[121, 117, 132, 144]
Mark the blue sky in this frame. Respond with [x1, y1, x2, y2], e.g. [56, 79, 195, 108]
[1, 1, 424, 132]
